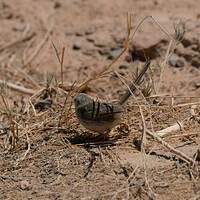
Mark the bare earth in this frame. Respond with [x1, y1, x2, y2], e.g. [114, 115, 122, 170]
[0, 0, 200, 199]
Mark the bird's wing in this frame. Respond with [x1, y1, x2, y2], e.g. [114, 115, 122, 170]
[78, 101, 123, 121]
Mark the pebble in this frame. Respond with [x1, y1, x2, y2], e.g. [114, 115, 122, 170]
[85, 27, 96, 35]
[54, 1, 61, 9]
[181, 38, 192, 48]
[194, 82, 200, 88]
[75, 31, 84, 37]
[191, 57, 200, 68]
[118, 65, 128, 70]
[86, 37, 95, 43]
[107, 48, 121, 60]
[72, 41, 82, 50]
[168, 54, 184, 68]
[20, 180, 31, 190]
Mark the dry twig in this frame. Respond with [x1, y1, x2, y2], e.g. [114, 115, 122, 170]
[154, 121, 184, 137]
[16, 132, 31, 166]
[139, 106, 156, 199]
[51, 42, 65, 86]
[0, 80, 35, 95]
[146, 129, 196, 165]
[0, 33, 35, 53]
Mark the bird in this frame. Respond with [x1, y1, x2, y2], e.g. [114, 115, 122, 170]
[74, 60, 150, 134]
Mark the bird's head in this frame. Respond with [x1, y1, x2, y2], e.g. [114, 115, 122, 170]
[74, 93, 92, 108]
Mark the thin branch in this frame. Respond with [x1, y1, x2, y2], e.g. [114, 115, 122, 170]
[0, 33, 35, 53]
[146, 129, 196, 165]
[0, 80, 36, 95]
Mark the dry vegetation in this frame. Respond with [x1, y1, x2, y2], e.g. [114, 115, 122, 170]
[0, 1, 200, 200]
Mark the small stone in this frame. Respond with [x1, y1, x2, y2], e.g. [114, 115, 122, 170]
[94, 37, 110, 48]
[194, 82, 200, 89]
[20, 180, 31, 190]
[119, 71, 125, 76]
[181, 38, 192, 47]
[4, 12, 12, 19]
[98, 48, 110, 56]
[54, 1, 61, 9]
[197, 13, 200, 19]
[82, 49, 94, 56]
[94, 42, 106, 48]
[132, 138, 141, 151]
[191, 44, 199, 51]
[181, 32, 199, 47]
[154, 0, 158, 5]
[119, 65, 128, 70]
[107, 48, 121, 60]
[168, 54, 184, 68]
[72, 41, 82, 50]
[86, 37, 95, 43]
[191, 57, 200, 68]
[12, 24, 26, 32]
[85, 27, 96, 35]
[75, 31, 84, 37]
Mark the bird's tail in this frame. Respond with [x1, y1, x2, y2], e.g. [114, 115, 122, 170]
[119, 60, 151, 105]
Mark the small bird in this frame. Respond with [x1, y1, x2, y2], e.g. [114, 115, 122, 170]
[74, 60, 150, 134]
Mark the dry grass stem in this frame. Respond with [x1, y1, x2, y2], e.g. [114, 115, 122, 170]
[16, 132, 31, 165]
[22, 24, 53, 68]
[0, 33, 35, 53]
[158, 21, 185, 92]
[51, 42, 66, 86]
[139, 106, 147, 149]
[0, 80, 36, 95]
[140, 106, 156, 199]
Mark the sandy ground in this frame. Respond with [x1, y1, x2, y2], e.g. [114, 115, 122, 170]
[0, 0, 200, 199]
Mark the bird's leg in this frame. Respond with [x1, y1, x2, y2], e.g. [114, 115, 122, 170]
[96, 129, 111, 141]
[102, 129, 111, 141]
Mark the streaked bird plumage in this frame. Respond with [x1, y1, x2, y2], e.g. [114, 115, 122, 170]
[74, 60, 150, 133]
[74, 93, 123, 132]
